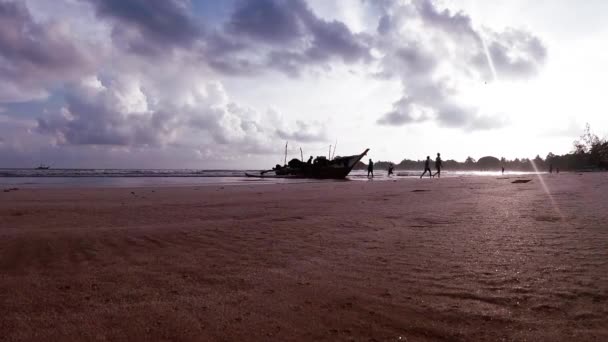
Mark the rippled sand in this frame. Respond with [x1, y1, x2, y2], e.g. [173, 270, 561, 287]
[1, 174, 606, 341]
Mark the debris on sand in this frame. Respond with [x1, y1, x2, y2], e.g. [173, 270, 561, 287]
[3, 188, 19, 193]
[412, 189, 430, 192]
[512, 179, 532, 184]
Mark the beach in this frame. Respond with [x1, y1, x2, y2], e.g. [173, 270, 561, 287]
[1, 174, 606, 341]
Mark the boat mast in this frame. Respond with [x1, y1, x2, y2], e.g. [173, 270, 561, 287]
[332, 140, 338, 159]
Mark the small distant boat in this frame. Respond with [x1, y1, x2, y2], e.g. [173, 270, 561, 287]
[35, 164, 50, 170]
[246, 148, 369, 179]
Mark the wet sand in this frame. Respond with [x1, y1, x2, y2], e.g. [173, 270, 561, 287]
[1, 174, 607, 341]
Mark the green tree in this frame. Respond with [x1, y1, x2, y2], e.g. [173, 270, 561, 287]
[464, 156, 476, 169]
[573, 123, 599, 154]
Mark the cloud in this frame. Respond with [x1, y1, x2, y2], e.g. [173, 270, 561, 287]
[374, 0, 546, 130]
[0, 0, 95, 102]
[203, 0, 372, 76]
[276, 120, 327, 142]
[84, 0, 202, 56]
[377, 97, 431, 125]
[36, 71, 325, 159]
[0, 0, 552, 167]
[413, 0, 479, 40]
[37, 75, 232, 147]
[80, 0, 371, 77]
[466, 114, 509, 131]
[226, 0, 308, 44]
[37, 76, 168, 146]
[484, 29, 547, 79]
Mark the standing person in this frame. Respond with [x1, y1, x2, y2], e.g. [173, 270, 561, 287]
[367, 159, 374, 179]
[420, 156, 432, 178]
[502, 166, 505, 175]
[549, 164, 553, 174]
[388, 163, 394, 177]
[433, 153, 443, 178]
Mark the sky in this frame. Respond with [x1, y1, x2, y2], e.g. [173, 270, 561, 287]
[1, 0, 607, 169]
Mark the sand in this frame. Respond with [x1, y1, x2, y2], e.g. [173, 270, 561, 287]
[1, 174, 607, 341]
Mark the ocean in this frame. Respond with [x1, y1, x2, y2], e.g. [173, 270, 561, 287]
[0, 168, 543, 188]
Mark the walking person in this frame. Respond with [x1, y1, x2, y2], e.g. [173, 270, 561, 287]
[387, 163, 394, 177]
[433, 153, 443, 178]
[367, 159, 374, 179]
[420, 156, 432, 179]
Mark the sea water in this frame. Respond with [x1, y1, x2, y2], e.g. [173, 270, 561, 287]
[0, 168, 543, 188]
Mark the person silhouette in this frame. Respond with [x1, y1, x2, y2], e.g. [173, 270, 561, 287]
[549, 164, 553, 174]
[388, 163, 394, 177]
[432, 153, 442, 178]
[502, 166, 505, 175]
[420, 156, 432, 179]
[367, 159, 374, 178]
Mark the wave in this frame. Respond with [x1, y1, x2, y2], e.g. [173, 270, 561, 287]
[0, 169, 254, 178]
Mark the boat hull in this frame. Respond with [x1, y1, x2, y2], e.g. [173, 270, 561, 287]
[247, 149, 369, 180]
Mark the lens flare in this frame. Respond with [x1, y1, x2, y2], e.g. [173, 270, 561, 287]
[529, 159, 564, 220]
[480, 32, 498, 82]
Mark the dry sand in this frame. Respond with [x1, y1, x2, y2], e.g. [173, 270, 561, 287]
[1, 174, 607, 341]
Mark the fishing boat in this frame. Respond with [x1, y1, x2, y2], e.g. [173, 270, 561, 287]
[35, 164, 50, 170]
[246, 148, 369, 179]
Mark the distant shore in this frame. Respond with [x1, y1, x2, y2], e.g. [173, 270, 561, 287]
[1, 174, 606, 341]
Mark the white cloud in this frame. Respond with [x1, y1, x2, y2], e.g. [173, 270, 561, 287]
[36, 69, 327, 160]
[374, 0, 546, 129]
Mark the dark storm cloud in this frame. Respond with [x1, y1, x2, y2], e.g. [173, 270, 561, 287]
[84, 0, 202, 55]
[226, 0, 307, 44]
[305, 16, 371, 63]
[82, 0, 371, 76]
[204, 0, 371, 76]
[0, 1, 80, 69]
[0, 0, 94, 101]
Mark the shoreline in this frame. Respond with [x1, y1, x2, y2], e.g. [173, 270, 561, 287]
[0, 171, 555, 189]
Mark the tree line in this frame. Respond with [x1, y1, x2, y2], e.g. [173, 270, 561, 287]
[358, 124, 608, 171]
